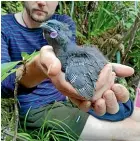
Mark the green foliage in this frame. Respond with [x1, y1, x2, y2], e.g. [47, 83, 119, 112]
[1, 1, 23, 14]
[1, 52, 39, 82]
[128, 30, 140, 71]
[5, 103, 78, 141]
[117, 78, 136, 101]
[17, 103, 80, 141]
[57, 1, 139, 39]
[21, 51, 39, 62]
[17, 119, 79, 141]
[1, 61, 21, 81]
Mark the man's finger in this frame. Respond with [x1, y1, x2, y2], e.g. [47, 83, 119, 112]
[112, 63, 134, 77]
[92, 98, 106, 116]
[40, 45, 61, 76]
[92, 71, 116, 102]
[103, 90, 119, 114]
[111, 84, 129, 103]
[79, 100, 92, 112]
[92, 64, 113, 102]
[40, 46, 83, 99]
[69, 98, 91, 112]
[95, 64, 112, 91]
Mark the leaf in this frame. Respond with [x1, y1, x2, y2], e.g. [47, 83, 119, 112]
[129, 51, 140, 57]
[1, 69, 17, 81]
[76, 31, 86, 39]
[1, 73, 10, 82]
[114, 15, 120, 21]
[26, 51, 39, 62]
[101, 7, 113, 16]
[125, 22, 132, 29]
[1, 61, 21, 76]
[129, 10, 139, 17]
[17, 132, 33, 141]
[21, 52, 30, 60]
[21, 51, 39, 62]
[18, 132, 32, 138]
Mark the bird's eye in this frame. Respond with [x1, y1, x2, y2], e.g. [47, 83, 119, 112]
[50, 31, 58, 38]
[57, 26, 61, 31]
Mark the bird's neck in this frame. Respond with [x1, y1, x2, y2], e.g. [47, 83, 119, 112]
[53, 42, 67, 56]
[53, 40, 77, 56]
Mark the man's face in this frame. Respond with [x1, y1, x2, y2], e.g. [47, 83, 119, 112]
[24, 1, 58, 23]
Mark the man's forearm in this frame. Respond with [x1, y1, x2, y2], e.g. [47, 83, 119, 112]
[17, 54, 47, 88]
[80, 110, 140, 141]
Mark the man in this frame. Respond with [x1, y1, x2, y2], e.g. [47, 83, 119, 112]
[1, 1, 140, 141]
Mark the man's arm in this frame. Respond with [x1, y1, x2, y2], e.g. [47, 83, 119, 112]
[1, 30, 17, 98]
[19, 45, 133, 116]
[79, 108, 140, 141]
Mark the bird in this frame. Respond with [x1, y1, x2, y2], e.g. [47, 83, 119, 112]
[40, 19, 108, 100]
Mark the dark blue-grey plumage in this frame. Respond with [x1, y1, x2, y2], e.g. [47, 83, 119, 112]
[40, 20, 108, 100]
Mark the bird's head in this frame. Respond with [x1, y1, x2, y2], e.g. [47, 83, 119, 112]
[40, 20, 73, 47]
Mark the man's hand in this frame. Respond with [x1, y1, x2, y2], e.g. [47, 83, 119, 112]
[39, 46, 134, 115]
[39, 46, 85, 100]
[21, 45, 134, 116]
[89, 63, 134, 115]
[70, 63, 134, 115]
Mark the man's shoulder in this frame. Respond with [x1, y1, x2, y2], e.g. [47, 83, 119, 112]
[51, 14, 72, 20]
[1, 14, 14, 29]
[51, 14, 75, 26]
[1, 14, 19, 37]
[1, 14, 13, 21]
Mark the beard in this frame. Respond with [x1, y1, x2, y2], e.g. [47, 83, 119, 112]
[24, 2, 51, 23]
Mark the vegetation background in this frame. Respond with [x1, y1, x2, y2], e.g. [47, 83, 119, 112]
[1, 1, 140, 141]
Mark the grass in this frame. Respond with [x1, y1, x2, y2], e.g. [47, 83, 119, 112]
[1, 101, 81, 141]
[17, 117, 80, 141]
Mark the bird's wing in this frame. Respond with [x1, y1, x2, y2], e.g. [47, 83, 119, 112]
[65, 47, 107, 100]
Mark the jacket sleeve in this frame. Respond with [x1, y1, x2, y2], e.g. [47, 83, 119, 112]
[88, 99, 134, 121]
